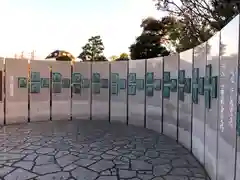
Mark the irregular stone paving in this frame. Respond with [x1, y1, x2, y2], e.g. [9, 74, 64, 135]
[0, 120, 209, 180]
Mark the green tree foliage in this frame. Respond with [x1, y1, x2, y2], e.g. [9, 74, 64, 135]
[154, 0, 240, 51]
[56, 56, 72, 61]
[78, 35, 108, 61]
[129, 17, 170, 60]
[116, 53, 130, 61]
[109, 55, 118, 61]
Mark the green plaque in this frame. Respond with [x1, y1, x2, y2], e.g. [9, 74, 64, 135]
[30, 82, 40, 93]
[92, 83, 100, 94]
[193, 68, 199, 84]
[211, 76, 218, 98]
[119, 79, 126, 89]
[73, 83, 81, 94]
[128, 85, 136, 95]
[163, 72, 170, 83]
[184, 78, 191, 93]
[237, 104, 240, 136]
[82, 79, 90, 88]
[101, 79, 109, 88]
[111, 84, 118, 95]
[146, 72, 154, 84]
[111, 73, 119, 83]
[18, 77, 27, 88]
[154, 79, 161, 91]
[179, 87, 184, 102]
[92, 73, 100, 83]
[192, 87, 198, 104]
[198, 77, 204, 95]
[170, 79, 177, 92]
[206, 64, 212, 84]
[128, 73, 136, 83]
[31, 72, 40, 82]
[62, 78, 70, 88]
[52, 72, 62, 83]
[52, 83, 62, 93]
[163, 86, 170, 98]
[179, 70, 185, 84]
[41, 78, 49, 88]
[146, 86, 154, 97]
[72, 73, 82, 83]
[136, 79, 144, 90]
[205, 89, 211, 109]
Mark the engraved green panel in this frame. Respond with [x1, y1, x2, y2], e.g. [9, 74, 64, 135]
[237, 105, 240, 136]
[193, 68, 199, 84]
[154, 79, 161, 91]
[192, 86, 198, 104]
[52, 72, 62, 83]
[92, 73, 100, 83]
[179, 70, 185, 84]
[146, 72, 154, 84]
[62, 78, 70, 88]
[205, 64, 212, 85]
[31, 72, 40, 82]
[119, 79, 126, 89]
[163, 86, 170, 98]
[198, 77, 204, 95]
[111, 73, 119, 83]
[170, 79, 177, 92]
[72, 72, 82, 83]
[211, 76, 218, 98]
[128, 85, 136, 95]
[128, 73, 136, 83]
[184, 78, 191, 93]
[41, 78, 49, 88]
[146, 86, 154, 97]
[179, 87, 184, 101]
[205, 89, 211, 109]
[73, 83, 81, 94]
[100, 79, 109, 88]
[111, 84, 118, 95]
[30, 82, 40, 93]
[163, 72, 170, 83]
[92, 83, 100, 94]
[82, 79, 90, 88]
[52, 83, 62, 93]
[136, 79, 144, 90]
[18, 77, 27, 88]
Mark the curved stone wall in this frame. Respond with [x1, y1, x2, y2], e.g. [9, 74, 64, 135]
[0, 15, 240, 180]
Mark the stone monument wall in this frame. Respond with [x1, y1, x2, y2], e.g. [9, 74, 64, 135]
[1, 14, 240, 180]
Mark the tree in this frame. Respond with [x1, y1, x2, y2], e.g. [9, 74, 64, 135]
[116, 53, 130, 61]
[109, 55, 118, 61]
[129, 17, 170, 60]
[153, 0, 240, 51]
[159, 16, 212, 52]
[78, 35, 107, 61]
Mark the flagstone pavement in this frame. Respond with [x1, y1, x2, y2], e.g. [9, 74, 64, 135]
[0, 120, 209, 180]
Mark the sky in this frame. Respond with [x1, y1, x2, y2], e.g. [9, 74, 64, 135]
[0, 0, 166, 60]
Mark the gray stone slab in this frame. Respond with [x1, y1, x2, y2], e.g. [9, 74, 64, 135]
[89, 160, 114, 172]
[131, 160, 152, 171]
[119, 169, 136, 178]
[33, 164, 61, 175]
[0, 166, 14, 176]
[71, 166, 98, 180]
[56, 154, 79, 167]
[13, 161, 34, 170]
[75, 159, 96, 167]
[36, 172, 70, 180]
[4, 168, 37, 180]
